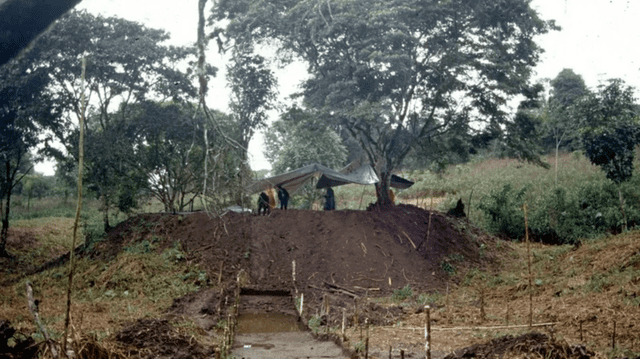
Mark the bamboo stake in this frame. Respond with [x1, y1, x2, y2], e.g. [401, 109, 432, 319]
[524, 203, 533, 327]
[63, 55, 88, 357]
[358, 185, 366, 210]
[354, 297, 359, 337]
[425, 305, 431, 359]
[418, 197, 433, 251]
[612, 320, 616, 350]
[342, 308, 346, 342]
[26, 281, 58, 358]
[579, 320, 583, 342]
[506, 303, 510, 326]
[467, 189, 473, 226]
[365, 318, 369, 359]
[299, 293, 304, 320]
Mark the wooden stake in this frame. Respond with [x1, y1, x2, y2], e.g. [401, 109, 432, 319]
[524, 203, 533, 327]
[26, 281, 58, 359]
[506, 303, 510, 326]
[579, 320, 583, 342]
[389, 345, 392, 359]
[342, 308, 346, 342]
[292, 260, 296, 282]
[365, 318, 369, 359]
[401, 349, 405, 359]
[479, 285, 485, 323]
[467, 189, 473, 226]
[354, 297, 359, 336]
[418, 196, 434, 250]
[425, 305, 431, 359]
[612, 320, 616, 350]
[62, 55, 87, 357]
[300, 293, 304, 320]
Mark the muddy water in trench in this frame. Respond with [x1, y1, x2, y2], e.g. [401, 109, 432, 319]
[231, 294, 348, 359]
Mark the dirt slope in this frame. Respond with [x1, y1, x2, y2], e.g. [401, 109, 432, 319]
[93, 204, 502, 331]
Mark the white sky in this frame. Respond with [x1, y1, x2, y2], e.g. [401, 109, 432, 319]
[34, 0, 640, 175]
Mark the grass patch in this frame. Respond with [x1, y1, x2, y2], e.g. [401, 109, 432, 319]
[0, 237, 207, 340]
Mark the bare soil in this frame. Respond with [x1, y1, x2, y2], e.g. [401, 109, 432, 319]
[1, 204, 611, 358]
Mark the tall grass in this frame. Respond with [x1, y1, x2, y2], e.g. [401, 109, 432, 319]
[398, 151, 640, 243]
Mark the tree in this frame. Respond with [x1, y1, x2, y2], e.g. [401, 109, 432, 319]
[544, 69, 588, 185]
[264, 105, 348, 208]
[226, 46, 278, 161]
[580, 79, 640, 230]
[134, 101, 214, 213]
[215, 0, 557, 205]
[225, 45, 278, 203]
[32, 10, 204, 230]
[0, 52, 60, 257]
[264, 106, 348, 174]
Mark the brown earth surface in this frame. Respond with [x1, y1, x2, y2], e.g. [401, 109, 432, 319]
[1, 204, 613, 358]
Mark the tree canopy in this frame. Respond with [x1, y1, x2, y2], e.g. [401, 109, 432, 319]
[30, 10, 206, 229]
[579, 79, 640, 184]
[264, 105, 348, 174]
[0, 47, 61, 256]
[214, 0, 557, 204]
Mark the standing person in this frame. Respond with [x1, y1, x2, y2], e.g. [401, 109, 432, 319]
[277, 184, 289, 210]
[324, 187, 335, 211]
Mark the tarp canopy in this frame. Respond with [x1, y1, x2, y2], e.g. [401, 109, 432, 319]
[247, 162, 414, 195]
[246, 163, 380, 195]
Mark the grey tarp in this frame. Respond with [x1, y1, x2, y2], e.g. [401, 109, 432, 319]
[246, 162, 414, 195]
[245, 163, 380, 195]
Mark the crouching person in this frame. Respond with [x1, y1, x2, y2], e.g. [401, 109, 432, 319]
[257, 192, 270, 215]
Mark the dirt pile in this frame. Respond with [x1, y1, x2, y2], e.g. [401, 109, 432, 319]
[444, 332, 595, 359]
[115, 319, 215, 359]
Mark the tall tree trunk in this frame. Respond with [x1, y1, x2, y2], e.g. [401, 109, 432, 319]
[619, 186, 627, 232]
[102, 195, 110, 232]
[1, 161, 12, 257]
[555, 141, 559, 187]
[0, 200, 10, 257]
[375, 171, 393, 206]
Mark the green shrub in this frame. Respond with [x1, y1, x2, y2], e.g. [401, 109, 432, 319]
[478, 184, 527, 240]
[391, 284, 413, 302]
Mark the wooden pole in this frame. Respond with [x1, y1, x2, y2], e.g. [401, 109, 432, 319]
[506, 303, 510, 326]
[354, 297, 359, 338]
[299, 293, 304, 320]
[62, 55, 87, 357]
[425, 305, 431, 359]
[365, 318, 369, 359]
[342, 308, 346, 342]
[524, 203, 533, 327]
[26, 281, 58, 358]
[467, 189, 473, 226]
[612, 320, 616, 350]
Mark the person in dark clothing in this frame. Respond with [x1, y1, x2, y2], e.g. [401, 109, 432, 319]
[324, 187, 335, 211]
[446, 198, 466, 218]
[277, 185, 289, 210]
[257, 192, 270, 215]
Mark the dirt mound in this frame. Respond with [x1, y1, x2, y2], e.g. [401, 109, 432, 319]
[444, 332, 594, 359]
[95, 205, 501, 330]
[115, 319, 215, 359]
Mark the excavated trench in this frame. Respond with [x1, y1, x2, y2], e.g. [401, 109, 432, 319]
[231, 289, 348, 359]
